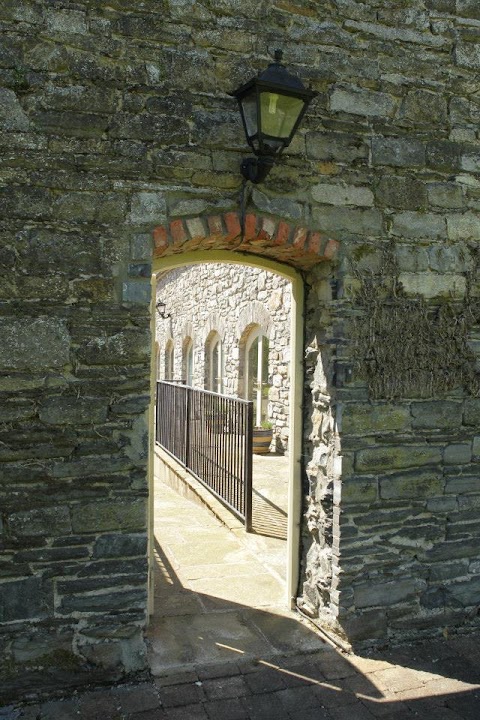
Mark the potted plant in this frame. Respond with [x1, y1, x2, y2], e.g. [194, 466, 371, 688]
[252, 420, 273, 455]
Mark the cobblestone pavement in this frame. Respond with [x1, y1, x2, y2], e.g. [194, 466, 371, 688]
[2, 633, 480, 719]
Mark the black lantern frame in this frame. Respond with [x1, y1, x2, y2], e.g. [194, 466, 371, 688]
[231, 50, 317, 183]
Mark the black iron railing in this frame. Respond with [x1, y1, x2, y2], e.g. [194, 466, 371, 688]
[156, 381, 253, 529]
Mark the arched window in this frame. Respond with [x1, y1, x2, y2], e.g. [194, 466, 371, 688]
[245, 328, 270, 427]
[182, 337, 194, 387]
[205, 332, 223, 394]
[164, 340, 174, 381]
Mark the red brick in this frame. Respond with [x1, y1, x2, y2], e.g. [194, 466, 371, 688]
[307, 231, 325, 255]
[244, 213, 257, 241]
[224, 211, 241, 239]
[153, 225, 168, 249]
[275, 220, 291, 246]
[170, 219, 188, 245]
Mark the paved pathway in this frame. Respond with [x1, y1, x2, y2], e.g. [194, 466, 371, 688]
[148, 457, 322, 675]
[3, 634, 479, 719]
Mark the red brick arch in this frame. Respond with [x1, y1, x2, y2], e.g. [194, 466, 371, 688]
[153, 211, 339, 271]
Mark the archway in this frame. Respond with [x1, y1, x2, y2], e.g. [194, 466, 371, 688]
[148, 211, 340, 638]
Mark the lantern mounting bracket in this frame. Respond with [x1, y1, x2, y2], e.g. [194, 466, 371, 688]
[240, 156, 275, 184]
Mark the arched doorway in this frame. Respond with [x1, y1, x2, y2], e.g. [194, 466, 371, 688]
[150, 250, 305, 609]
[147, 210, 340, 652]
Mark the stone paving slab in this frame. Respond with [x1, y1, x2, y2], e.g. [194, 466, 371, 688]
[3, 634, 480, 719]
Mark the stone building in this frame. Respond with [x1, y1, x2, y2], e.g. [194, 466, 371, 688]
[1, 0, 479, 701]
[155, 263, 292, 450]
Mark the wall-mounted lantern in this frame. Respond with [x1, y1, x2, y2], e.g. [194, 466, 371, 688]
[231, 50, 317, 184]
[156, 300, 171, 319]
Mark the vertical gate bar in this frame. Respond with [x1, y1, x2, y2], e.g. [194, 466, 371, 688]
[185, 385, 191, 468]
[244, 400, 253, 531]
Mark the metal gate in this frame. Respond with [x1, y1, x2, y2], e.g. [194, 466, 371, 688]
[156, 381, 253, 529]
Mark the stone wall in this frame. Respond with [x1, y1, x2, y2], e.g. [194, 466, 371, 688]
[156, 264, 291, 449]
[1, 0, 479, 699]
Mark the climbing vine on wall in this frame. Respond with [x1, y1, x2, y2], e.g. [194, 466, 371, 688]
[353, 242, 480, 400]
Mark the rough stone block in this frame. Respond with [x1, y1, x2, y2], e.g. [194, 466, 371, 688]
[77, 329, 150, 365]
[330, 86, 396, 118]
[444, 443, 472, 465]
[464, 399, 480, 426]
[380, 470, 444, 500]
[455, 40, 480, 69]
[312, 206, 383, 237]
[0, 318, 70, 370]
[0, 186, 51, 220]
[400, 89, 447, 126]
[473, 436, 480, 460]
[426, 538, 479, 561]
[340, 477, 378, 504]
[59, 588, 147, 614]
[93, 533, 147, 558]
[19, 229, 102, 274]
[1, 577, 51, 622]
[311, 183, 373, 207]
[356, 445, 442, 472]
[306, 132, 368, 162]
[391, 211, 445, 239]
[426, 141, 461, 171]
[54, 192, 127, 224]
[446, 212, 480, 241]
[371, 136, 425, 167]
[429, 561, 469, 581]
[448, 576, 480, 606]
[394, 244, 429, 272]
[45, 8, 87, 34]
[457, 0, 480, 19]
[0, 88, 29, 131]
[411, 401, 463, 429]
[427, 243, 474, 273]
[131, 233, 152, 260]
[354, 578, 426, 608]
[427, 182, 464, 209]
[71, 499, 146, 533]
[398, 272, 466, 299]
[39, 396, 108, 425]
[128, 192, 166, 225]
[339, 610, 388, 645]
[375, 175, 426, 210]
[445, 475, 480, 494]
[341, 403, 410, 434]
[426, 496, 458, 512]
[110, 113, 189, 144]
[122, 280, 151, 304]
[8, 506, 72, 537]
[52, 456, 134, 479]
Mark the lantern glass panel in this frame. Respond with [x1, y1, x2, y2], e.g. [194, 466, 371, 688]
[259, 92, 304, 139]
[240, 91, 258, 140]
